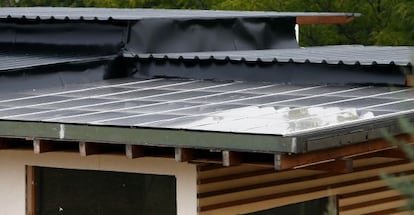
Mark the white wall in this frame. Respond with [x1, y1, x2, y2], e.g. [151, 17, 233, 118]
[0, 149, 198, 215]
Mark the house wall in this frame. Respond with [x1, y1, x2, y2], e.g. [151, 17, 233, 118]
[198, 157, 413, 215]
[1, 149, 412, 215]
[0, 149, 198, 215]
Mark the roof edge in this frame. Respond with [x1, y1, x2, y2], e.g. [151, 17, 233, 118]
[0, 7, 360, 23]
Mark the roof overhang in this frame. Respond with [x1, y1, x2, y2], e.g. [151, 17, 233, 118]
[0, 120, 296, 153]
[0, 120, 412, 172]
[0, 7, 360, 23]
[296, 15, 357, 25]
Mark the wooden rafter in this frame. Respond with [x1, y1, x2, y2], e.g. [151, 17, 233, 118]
[126, 144, 144, 159]
[296, 16, 355, 25]
[222, 151, 242, 167]
[406, 74, 413, 87]
[79, 142, 102, 156]
[274, 134, 413, 170]
[0, 133, 412, 173]
[175, 148, 195, 162]
[353, 148, 408, 159]
[304, 158, 353, 173]
[33, 139, 56, 154]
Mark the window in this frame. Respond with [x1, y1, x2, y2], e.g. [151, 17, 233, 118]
[28, 167, 176, 215]
[245, 197, 332, 215]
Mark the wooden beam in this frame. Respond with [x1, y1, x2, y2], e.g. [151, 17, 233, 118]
[274, 134, 413, 170]
[175, 148, 195, 162]
[198, 168, 276, 185]
[33, 139, 56, 154]
[125, 144, 144, 159]
[296, 16, 355, 25]
[355, 148, 408, 159]
[406, 74, 413, 87]
[304, 159, 353, 174]
[197, 163, 224, 172]
[374, 149, 408, 159]
[199, 169, 414, 212]
[26, 166, 36, 215]
[79, 142, 102, 156]
[198, 160, 408, 199]
[364, 208, 404, 215]
[223, 151, 242, 167]
[339, 195, 403, 211]
[339, 186, 390, 199]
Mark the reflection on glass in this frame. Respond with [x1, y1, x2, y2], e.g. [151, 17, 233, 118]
[285, 107, 375, 134]
[164, 105, 377, 135]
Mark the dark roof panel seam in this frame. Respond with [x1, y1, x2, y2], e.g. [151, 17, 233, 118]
[0, 54, 117, 72]
[123, 46, 413, 67]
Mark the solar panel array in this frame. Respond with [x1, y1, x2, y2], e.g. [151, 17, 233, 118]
[0, 78, 412, 136]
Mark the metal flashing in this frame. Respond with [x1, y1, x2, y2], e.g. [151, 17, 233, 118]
[0, 7, 359, 21]
[0, 120, 295, 153]
[125, 46, 414, 67]
[0, 52, 116, 72]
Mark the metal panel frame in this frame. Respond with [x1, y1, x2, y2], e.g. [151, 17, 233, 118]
[0, 7, 359, 21]
[0, 120, 298, 153]
[0, 113, 410, 154]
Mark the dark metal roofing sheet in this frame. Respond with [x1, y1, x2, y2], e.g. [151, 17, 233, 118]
[0, 77, 412, 153]
[0, 52, 115, 72]
[0, 7, 359, 21]
[125, 45, 414, 66]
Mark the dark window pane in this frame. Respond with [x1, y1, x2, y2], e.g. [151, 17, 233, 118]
[35, 167, 177, 215]
[246, 197, 330, 215]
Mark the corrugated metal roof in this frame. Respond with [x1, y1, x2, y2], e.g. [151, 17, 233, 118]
[0, 52, 115, 72]
[0, 7, 359, 21]
[124, 45, 414, 66]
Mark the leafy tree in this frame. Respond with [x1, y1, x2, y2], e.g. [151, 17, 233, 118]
[380, 117, 414, 213]
[0, 0, 17, 6]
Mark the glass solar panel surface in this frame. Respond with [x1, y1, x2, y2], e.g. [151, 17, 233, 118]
[0, 78, 412, 136]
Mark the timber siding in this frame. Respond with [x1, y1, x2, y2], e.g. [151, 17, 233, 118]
[197, 157, 413, 215]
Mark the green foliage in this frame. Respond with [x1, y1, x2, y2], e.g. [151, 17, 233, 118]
[381, 173, 414, 212]
[380, 115, 414, 212]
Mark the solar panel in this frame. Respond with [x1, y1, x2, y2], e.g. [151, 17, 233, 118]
[0, 77, 412, 139]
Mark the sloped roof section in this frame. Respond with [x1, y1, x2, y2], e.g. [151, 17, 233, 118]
[0, 77, 412, 153]
[0, 52, 116, 72]
[0, 7, 359, 21]
[124, 45, 414, 66]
